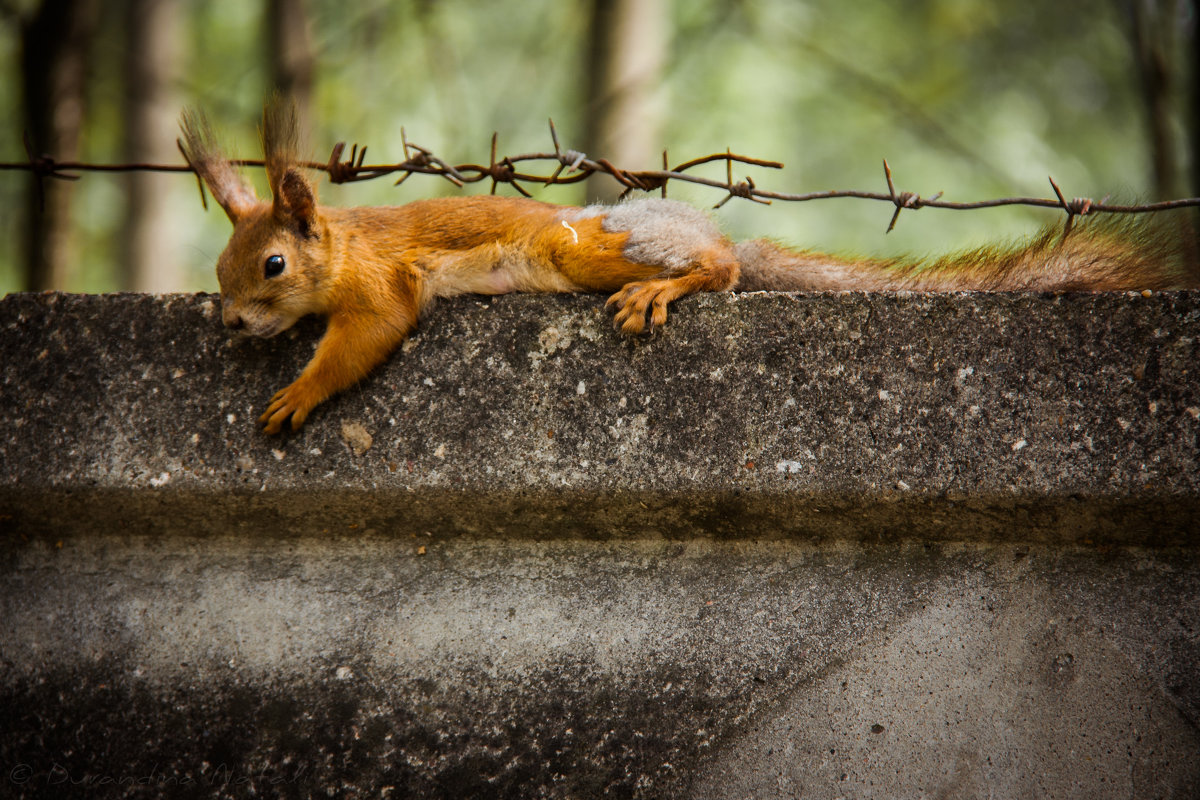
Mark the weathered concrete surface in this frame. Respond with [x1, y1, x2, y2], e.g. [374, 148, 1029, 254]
[1, 291, 1199, 798]
[2, 291, 1199, 543]
[3, 537, 1198, 799]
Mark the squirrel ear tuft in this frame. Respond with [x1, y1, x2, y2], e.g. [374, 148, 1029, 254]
[262, 95, 303, 191]
[275, 167, 318, 236]
[179, 107, 258, 222]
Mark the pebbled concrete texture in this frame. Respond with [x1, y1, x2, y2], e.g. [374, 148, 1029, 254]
[2, 291, 1199, 543]
[1, 291, 1199, 798]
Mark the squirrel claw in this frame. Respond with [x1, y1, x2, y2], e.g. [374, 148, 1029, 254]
[259, 383, 316, 434]
[606, 280, 679, 335]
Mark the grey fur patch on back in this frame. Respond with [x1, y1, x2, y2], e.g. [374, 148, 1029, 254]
[566, 198, 721, 273]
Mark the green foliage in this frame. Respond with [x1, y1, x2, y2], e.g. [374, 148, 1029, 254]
[0, 0, 1188, 293]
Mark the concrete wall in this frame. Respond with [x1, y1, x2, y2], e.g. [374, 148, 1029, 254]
[1, 291, 1198, 798]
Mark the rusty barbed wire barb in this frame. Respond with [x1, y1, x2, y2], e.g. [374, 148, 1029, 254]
[392, 128, 416, 186]
[565, 150, 588, 172]
[1048, 176, 1096, 237]
[881, 159, 943, 233]
[544, 119, 590, 186]
[324, 142, 352, 184]
[714, 149, 770, 209]
[9, 125, 1200, 222]
[21, 132, 72, 213]
[499, 158, 533, 197]
[488, 133, 501, 195]
[23, 134, 80, 183]
[714, 176, 762, 209]
[481, 133, 532, 197]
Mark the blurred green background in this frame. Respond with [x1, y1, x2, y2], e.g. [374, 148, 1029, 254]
[1, 0, 1195, 294]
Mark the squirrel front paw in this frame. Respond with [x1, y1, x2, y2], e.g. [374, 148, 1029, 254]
[606, 279, 682, 335]
[259, 379, 321, 434]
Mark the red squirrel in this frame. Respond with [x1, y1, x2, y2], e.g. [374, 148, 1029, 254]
[180, 104, 1198, 434]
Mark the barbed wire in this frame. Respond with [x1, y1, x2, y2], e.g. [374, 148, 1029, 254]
[4, 119, 1200, 234]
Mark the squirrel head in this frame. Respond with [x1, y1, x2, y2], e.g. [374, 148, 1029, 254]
[180, 102, 331, 338]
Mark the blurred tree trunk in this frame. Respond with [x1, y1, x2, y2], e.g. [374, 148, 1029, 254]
[267, 0, 315, 136]
[19, 0, 100, 290]
[121, 0, 182, 292]
[1128, 0, 1181, 200]
[1192, 9, 1200, 200]
[582, 0, 666, 204]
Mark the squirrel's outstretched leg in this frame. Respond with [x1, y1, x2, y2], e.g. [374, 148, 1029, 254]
[605, 243, 740, 334]
[604, 244, 734, 335]
[260, 309, 416, 433]
[558, 198, 740, 334]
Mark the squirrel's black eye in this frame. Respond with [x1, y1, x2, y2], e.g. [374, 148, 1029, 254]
[264, 254, 286, 278]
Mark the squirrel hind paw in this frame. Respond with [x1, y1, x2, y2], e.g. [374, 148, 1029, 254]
[606, 279, 681, 335]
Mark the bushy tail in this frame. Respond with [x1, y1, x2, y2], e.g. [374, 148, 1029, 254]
[734, 216, 1200, 292]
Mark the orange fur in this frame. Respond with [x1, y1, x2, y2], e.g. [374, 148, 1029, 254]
[180, 107, 736, 432]
[181, 103, 1197, 433]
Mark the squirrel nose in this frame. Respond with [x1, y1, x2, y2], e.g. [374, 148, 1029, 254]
[222, 308, 245, 330]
